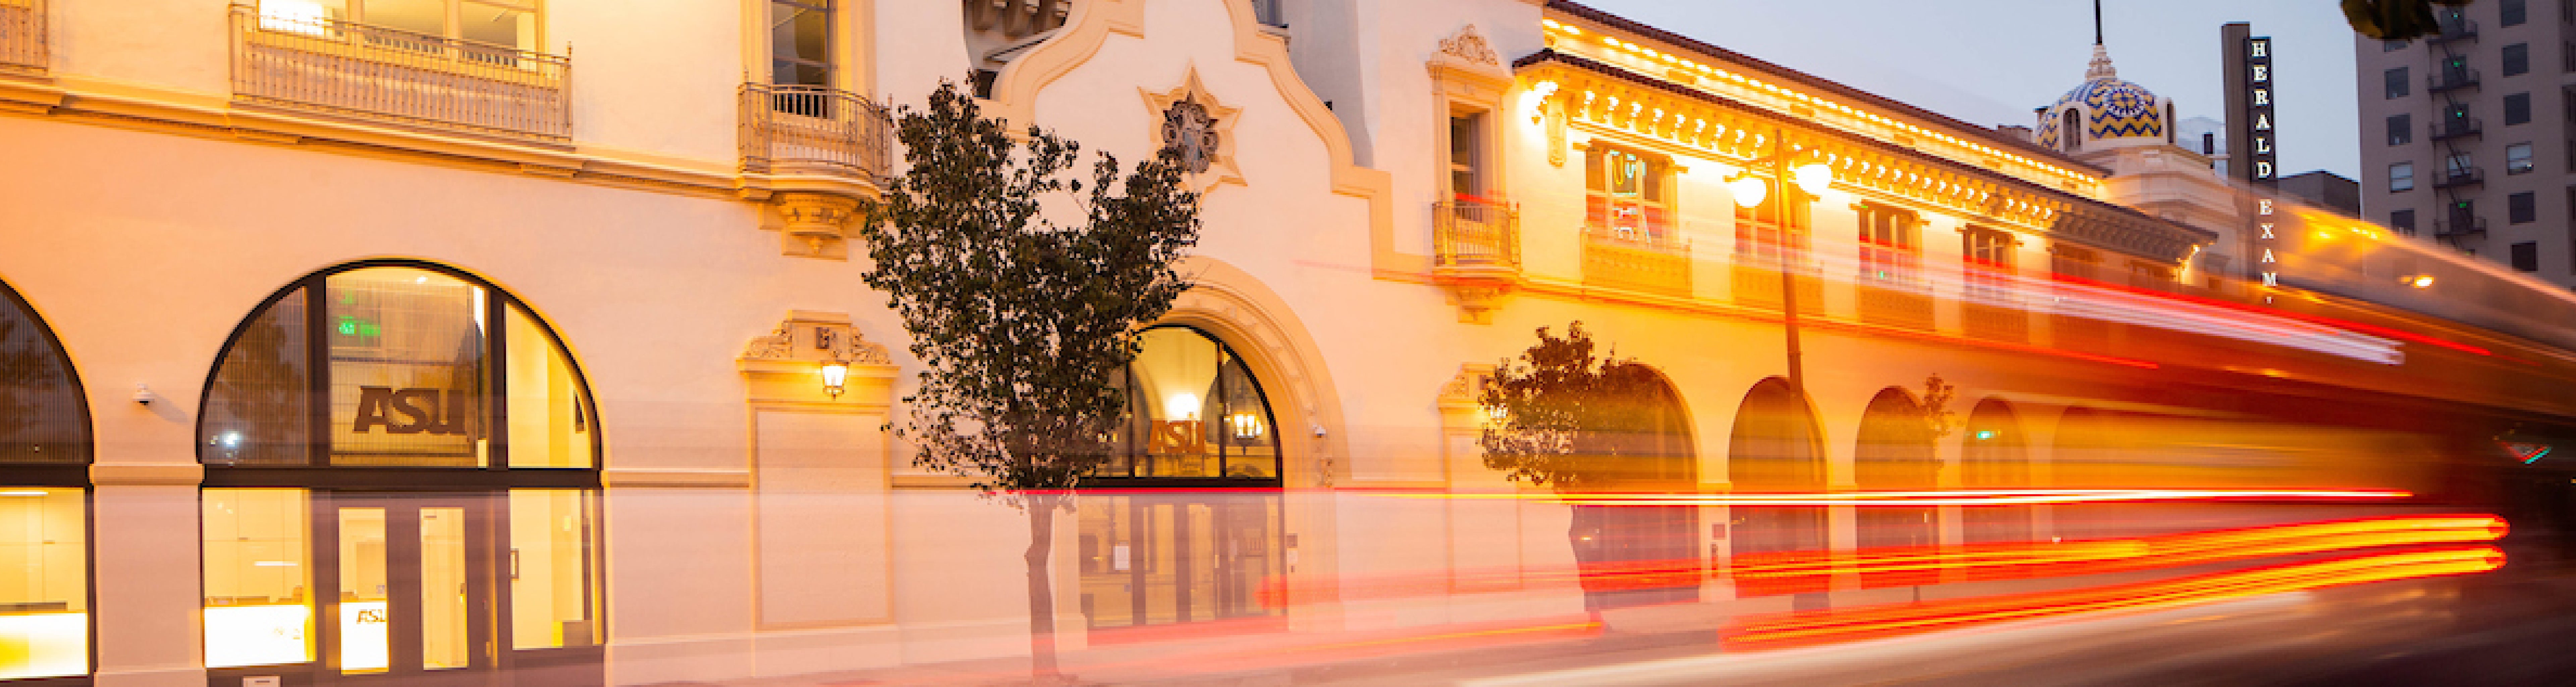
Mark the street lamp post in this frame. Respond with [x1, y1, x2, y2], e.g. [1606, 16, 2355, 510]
[1730, 126, 1833, 404]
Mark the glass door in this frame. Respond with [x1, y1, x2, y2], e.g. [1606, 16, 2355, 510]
[320, 493, 494, 685]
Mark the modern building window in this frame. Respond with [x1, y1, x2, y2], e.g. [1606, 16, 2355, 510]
[258, 0, 541, 51]
[2512, 191, 2538, 223]
[2504, 0, 2528, 26]
[2510, 142, 2537, 173]
[769, 0, 832, 88]
[2389, 114, 2413, 145]
[2385, 39, 2409, 51]
[2386, 67, 2410, 98]
[0, 279, 91, 682]
[2392, 209, 2418, 234]
[2513, 241, 2540, 270]
[2447, 152, 2477, 177]
[1856, 203, 1921, 285]
[199, 261, 603, 682]
[2391, 162, 2416, 191]
[2508, 92, 2534, 125]
[1585, 146, 1673, 243]
[2506, 43, 2532, 76]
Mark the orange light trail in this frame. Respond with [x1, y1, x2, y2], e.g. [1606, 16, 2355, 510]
[1405, 488, 2415, 507]
[1723, 546, 2506, 649]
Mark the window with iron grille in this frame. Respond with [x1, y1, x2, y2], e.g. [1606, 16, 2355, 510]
[1856, 203, 1921, 285]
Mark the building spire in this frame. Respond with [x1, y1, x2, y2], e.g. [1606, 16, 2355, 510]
[2086, 0, 2118, 80]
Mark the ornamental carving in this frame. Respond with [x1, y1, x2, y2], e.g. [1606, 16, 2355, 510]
[742, 313, 892, 365]
[1440, 25, 1500, 66]
[1140, 66, 1245, 190]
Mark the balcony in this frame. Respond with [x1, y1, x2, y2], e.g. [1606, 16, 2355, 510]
[2433, 167, 2485, 189]
[229, 5, 572, 141]
[2427, 68, 2480, 93]
[2429, 117, 2482, 141]
[1582, 227, 1691, 297]
[739, 84, 893, 181]
[1730, 262, 1822, 314]
[2436, 217, 2488, 238]
[2427, 19, 2477, 45]
[1962, 301, 2030, 343]
[1433, 200, 1520, 272]
[0, 0, 41, 75]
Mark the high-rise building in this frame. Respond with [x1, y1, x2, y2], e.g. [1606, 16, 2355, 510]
[2357, 0, 2576, 282]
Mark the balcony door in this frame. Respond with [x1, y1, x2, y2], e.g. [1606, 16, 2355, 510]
[321, 493, 495, 685]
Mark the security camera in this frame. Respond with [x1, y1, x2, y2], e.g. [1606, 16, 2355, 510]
[134, 384, 157, 405]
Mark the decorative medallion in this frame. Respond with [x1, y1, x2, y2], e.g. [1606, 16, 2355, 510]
[1140, 66, 1245, 190]
[1440, 25, 1500, 66]
[1161, 94, 1222, 174]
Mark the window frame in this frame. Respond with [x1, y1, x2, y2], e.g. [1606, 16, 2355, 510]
[2504, 0, 2529, 26]
[2390, 161, 2417, 192]
[195, 260, 602, 490]
[767, 0, 834, 89]
[1585, 144, 1677, 245]
[0, 278, 97, 682]
[263, 0, 546, 50]
[2386, 66, 2411, 98]
[1088, 325, 1286, 488]
[2391, 208, 2418, 234]
[2512, 241, 2540, 271]
[1961, 226, 2020, 303]
[2388, 113, 2413, 145]
[2511, 191, 2538, 223]
[2507, 92, 2534, 125]
[2505, 43, 2531, 76]
[2509, 142, 2536, 173]
[1855, 202, 1923, 286]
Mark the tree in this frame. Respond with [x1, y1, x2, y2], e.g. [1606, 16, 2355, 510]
[859, 78, 1201, 683]
[2344, 0, 2476, 40]
[1478, 322, 1690, 620]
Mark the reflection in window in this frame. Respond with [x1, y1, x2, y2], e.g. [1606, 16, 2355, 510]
[204, 489, 315, 669]
[0, 283, 87, 464]
[1101, 328, 1280, 481]
[0, 489, 84, 680]
[510, 490, 598, 649]
[201, 264, 598, 468]
[1078, 492, 1281, 629]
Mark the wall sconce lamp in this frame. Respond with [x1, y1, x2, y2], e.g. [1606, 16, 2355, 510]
[821, 360, 849, 399]
[1228, 412, 1266, 441]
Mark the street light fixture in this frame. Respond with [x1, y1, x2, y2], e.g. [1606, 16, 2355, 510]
[1726, 127, 1830, 407]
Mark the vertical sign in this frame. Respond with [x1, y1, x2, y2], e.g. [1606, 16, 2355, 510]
[2242, 36, 2277, 183]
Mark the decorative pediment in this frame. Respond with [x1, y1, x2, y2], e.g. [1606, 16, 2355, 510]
[1440, 25, 1500, 66]
[741, 311, 893, 366]
[1140, 66, 1245, 192]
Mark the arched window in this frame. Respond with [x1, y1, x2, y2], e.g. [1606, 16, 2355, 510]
[0, 278, 91, 681]
[2062, 108, 2083, 152]
[1960, 398, 2031, 543]
[1079, 326, 1284, 633]
[1726, 377, 1825, 595]
[197, 262, 601, 683]
[1854, 388, 1936, 581]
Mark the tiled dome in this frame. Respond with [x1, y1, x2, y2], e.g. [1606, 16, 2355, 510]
[2036, 44, 2169, 151]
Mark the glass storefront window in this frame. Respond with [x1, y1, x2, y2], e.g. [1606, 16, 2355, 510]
[328, 268, 488, 468]
[0, 286, 87, 464]
[205, 489, 315, 669]
[201, 264, 599, 468]
[1077, 492, 1282, 630]
[337, 507, 389, 674]
[1103, 327, 1282, 481]
[506, 305, 592, 469]
[509, 490, 597, 649]
[0, 488, 85, 680]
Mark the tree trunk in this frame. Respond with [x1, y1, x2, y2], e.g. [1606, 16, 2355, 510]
[1025, 493, 1064, 682]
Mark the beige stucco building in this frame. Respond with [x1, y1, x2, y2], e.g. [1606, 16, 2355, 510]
[0, 1, 2570, 686]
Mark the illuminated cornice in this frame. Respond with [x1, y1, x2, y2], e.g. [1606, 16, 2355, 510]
[1539, 6, 2103, 193]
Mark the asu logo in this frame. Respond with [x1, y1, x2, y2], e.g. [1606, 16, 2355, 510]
[352, 387, 475, 435]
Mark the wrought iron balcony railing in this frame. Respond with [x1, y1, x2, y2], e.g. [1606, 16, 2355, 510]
[229, 4, 572, 140]
[1432, 200, 1519, 271]
[2433, 167, 2485, 189]
[2436, 217, 2488, 237]
[739, 83, 893, 180]
[1582, 226, 1691, 296]
[0, 0, 43, 74]
[2428, 19, 2477, 44]
[2427, 68, 2480, 93]
[2430, 117, 2482, 141]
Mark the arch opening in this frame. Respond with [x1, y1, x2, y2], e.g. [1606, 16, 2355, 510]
[1855, 388, 1937, 581]
[1960, 398, 2031, 544]
[1727, 377, 1826, 594]
[0, 278, 91, 681]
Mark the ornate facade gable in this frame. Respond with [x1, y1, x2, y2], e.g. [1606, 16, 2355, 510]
[1140, 66, 1246, 191]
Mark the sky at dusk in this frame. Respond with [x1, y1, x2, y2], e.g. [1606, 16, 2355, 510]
[1573, 0, 2364, 179]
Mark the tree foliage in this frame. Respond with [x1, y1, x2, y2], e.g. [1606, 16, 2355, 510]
[1477, 322, 1671, 489]
[861, 79, 1203, 501]
[2344, 0, 2477, 40]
